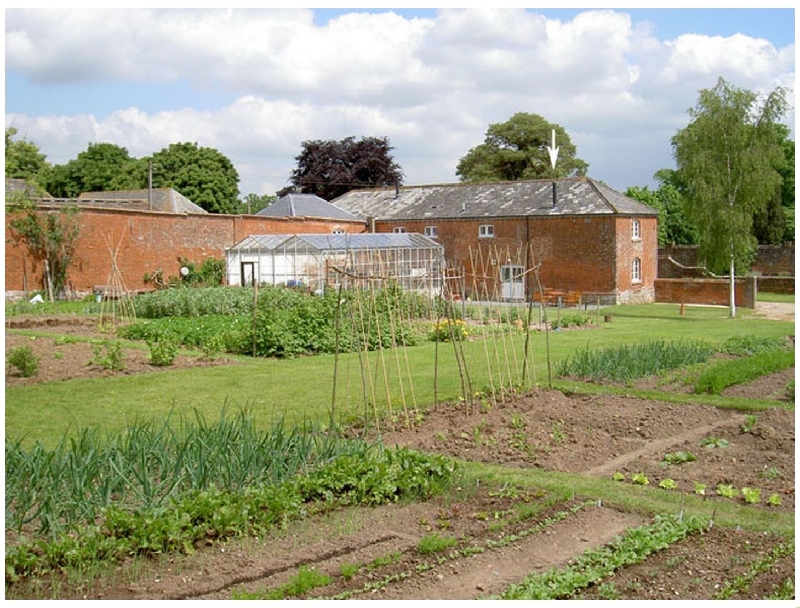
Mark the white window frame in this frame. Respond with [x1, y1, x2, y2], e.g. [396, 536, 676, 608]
[632, 257, 642, 283]
[478, 224, 494, 238]
[632, 219, 641, 241]
[424, 225, 438, 238]
[392, 226, 406, 233]
[332, 229, 345, 234]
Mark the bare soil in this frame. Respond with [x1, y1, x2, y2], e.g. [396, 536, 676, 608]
[4, 307, 795, 600]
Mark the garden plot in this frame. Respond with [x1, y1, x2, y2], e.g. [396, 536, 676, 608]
[5, 313, 795, 600]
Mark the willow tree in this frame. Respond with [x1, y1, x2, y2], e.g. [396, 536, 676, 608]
[671, 77, 788, 317]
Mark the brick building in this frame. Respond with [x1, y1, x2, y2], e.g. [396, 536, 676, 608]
[331, 177, 659, 305]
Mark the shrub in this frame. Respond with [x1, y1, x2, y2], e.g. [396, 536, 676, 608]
[429, 319, 468, 342]
[89, 340, 125, 371]
[147, 337, 178, 366]
[7, 345, 39, 377]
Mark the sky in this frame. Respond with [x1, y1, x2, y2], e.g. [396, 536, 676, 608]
[4, 5, 796, 199]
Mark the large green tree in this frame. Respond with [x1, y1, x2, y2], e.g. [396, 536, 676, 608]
[148, 142, 241, 214]
[5, 128, 48, 182]
[41, 142, 140, 197]
[671, 77, 788, 317]
[283, 136, 403, 200]
[626, 173, 698, 247]
[456, 112, 588, 182]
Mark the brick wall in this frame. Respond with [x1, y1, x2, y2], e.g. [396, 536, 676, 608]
[659, 243, 795, 277]
[654, 277, 757, 308]
[5, 205, 365, 296]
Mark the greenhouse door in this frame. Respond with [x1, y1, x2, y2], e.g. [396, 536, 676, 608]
[241, 262, 256, 287]
[500, 265, 524, 300]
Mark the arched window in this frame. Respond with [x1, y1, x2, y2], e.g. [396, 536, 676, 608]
[632, 257, 642, 283]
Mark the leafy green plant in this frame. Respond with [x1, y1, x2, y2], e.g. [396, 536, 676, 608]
[720, 334, 789, 356]
[767, 493, 782, 507]
[741, 487, 761, 504]
[340, 563, 360, 580]
[741, 415, 758, 434]
[658, 478, 678, 490]
[234, 564, 332, 599]
[693, 482, 707, 496]
[612, 472, 626, 482]
[662, 451, 697, 465]
[716, 484, 738, 499]
[714, 540, 795, 599]
[7, 345, 40, 377]
[429, 318, 468, 342]
[694, 348, 794, 395]
[147, 337, 179, 366]
[699, 437, 729, 449]
[417, 532, 458, 555]
[89, 339, 125, 371]
[631, 472, 649, 486]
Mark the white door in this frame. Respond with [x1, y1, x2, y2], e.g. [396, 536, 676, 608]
[500, 265, 524, 300]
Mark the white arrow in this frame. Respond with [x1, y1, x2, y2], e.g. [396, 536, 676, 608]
[546, 129, 559, 170]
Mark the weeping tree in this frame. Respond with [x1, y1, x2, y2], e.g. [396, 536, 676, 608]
[671, 77, 788, 317]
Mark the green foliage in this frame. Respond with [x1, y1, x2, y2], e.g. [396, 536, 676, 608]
[132, 286, 255, 318]
[767, 493, 782, 507]
[235, 565, 333, 599]
[740, 487, 761, 504]
[631, 472, 649, 486]
[498, 513, 706, 599]
[658, 478, 677, 490]
[672, 77, 788, 276]
[148, 142, 241, 214]
[662, 451, 697, 465]
[557, 339, 714, 383]
[694, 348, 794, 394]
[5, 127, 48, 180]
[626, 177, 697, 246]
[429, 318, 468, 342]
[417, 532, 458, 555]
[8, 201, 81, 298]
[456, 112, 588, 182]
[6, 346, 40, 378]
[40, 142, 140, 197]
[741, 414, 758, 434]
[693, 482, 707, 495]
[89, 339, 126, 371]
[716, 484, 737, 499]
[714, 540, 794, 600]
[147, 336, 179, 366]
[699, 436, 729, 449]
[5, 434, 455, 583]
[720, 334, 790, 356]
[551, 313, 590, 330]
[176, 257, 226, 287]
[611, 472, 626, 482]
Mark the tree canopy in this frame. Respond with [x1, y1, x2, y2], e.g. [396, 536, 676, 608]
[283, 136, 403, 200]
[456, 112, 588, 182]
[671, 76, 788, 316]
[40, 142, 140, 198]
[5, 128, 48, 182]
[626, 170, 698, 246]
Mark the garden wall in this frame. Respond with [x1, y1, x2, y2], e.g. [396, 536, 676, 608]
[659, 243, 795, 277]
[654, 277, 757, 308]
[5, 205, 366, 298]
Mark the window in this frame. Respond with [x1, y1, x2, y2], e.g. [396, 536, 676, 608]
[632, 257, 641, 283]
[424, 225, 438, 238]
[332, 229, 344, 234]
[392, 226, 406, 233]
[632, 219, 641, 241]
[478, 224, 494, 238]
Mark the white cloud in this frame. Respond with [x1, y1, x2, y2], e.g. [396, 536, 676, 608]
[5, 8, 794, 196]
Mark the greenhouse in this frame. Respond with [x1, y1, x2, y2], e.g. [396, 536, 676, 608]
[226, 233, 445, 295]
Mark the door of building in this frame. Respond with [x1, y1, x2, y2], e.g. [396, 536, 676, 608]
[241, 262, 256, 287]
[500, 264, 524, 300]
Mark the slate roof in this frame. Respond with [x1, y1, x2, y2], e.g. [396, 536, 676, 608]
[330, 177, 658, 221]
[256, 193, 361, 221]
[5, 178, 51, 198]
[77, 188, 207, 214]
[229, 232, 442, 254]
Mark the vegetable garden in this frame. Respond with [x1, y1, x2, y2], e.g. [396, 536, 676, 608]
[4, 286, 795, 600]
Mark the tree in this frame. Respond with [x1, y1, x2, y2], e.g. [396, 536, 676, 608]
[626, 169, 697, 246]
[456, 112, 588, 182]
[8, 198, 81, 300]
[41, 142, 140, 197]
[238, 193, 277, 215]
[283, 136, 403, 200]
[752, 125, 795, 244]
[148, 142, 241, 214]
[5, 128, 48, 181]
[672, 77, 788, 317]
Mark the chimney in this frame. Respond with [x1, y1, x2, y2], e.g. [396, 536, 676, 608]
[552, 181, 557, 208]
[395, 182, 399, 199]
[367, 216, 376, 233]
